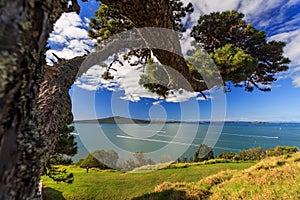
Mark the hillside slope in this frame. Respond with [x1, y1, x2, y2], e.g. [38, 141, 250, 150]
[136, 152, 300, 199]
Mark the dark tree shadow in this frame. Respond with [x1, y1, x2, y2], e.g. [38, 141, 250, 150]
[132, 189, 189, 200]
[43, 187, 66, 200]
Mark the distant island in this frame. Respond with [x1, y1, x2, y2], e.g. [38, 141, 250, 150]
[250, 121, 268, 124]
[74, 116, 180, 124]
[74, 117, 296, 124]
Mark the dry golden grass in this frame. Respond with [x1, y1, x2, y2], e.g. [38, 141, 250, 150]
[210, 153, 300, 200]
[154, 170, 236, 199]
[150, 152, 300, 200]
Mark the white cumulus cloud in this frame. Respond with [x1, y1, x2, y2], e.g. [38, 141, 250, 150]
[270, 29, 300, 87]
[46, 12, 95, 65]
[292, 76, 300, 87]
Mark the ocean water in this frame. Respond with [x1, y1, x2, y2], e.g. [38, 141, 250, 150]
[72, 122, 300, 162]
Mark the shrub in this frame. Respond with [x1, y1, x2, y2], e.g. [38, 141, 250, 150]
[79, 150, 119, 169]
[234, 147, 266, 161]
[50, 156, 73, 165]
[75, 158, 84, 166]
[216, 152, 235, 160]
[120, 152, 155, 172]
[194, 144, 214, 162]
[80, 154, 110, 169]
[266, 146, 299, 157]
[44, 166, 74, 184]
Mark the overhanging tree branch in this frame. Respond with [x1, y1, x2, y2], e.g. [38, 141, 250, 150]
[101, 0, 209, 93]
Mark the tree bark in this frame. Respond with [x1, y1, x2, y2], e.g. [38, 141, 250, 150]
[0, 0, 71, 199]
[38, 56, 87, 156]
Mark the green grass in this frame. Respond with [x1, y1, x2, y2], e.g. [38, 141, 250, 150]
[42, 161, 255, 200]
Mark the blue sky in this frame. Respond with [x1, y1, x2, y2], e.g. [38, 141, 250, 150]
[47, 0, 300, 122]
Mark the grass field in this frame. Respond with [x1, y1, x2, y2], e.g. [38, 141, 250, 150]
[43, 153, 300, 199]
[42, 161, 255, 200]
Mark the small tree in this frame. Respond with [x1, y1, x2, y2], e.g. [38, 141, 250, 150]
[121, 158, 137, 172]
[194, 144, 214, 162]
[120, 152, 155, 171]
[182, 156, 189, 163]
[93, 149, 119, 169]
[133, 152, 155, 166]
[44, 167, 74, 184]
[50, 124, 77, 165]
[79, 149, 119, 169]
[79, 153, 109, 169]
[133, 152, 148, 166]
[44, 124, 78, 183]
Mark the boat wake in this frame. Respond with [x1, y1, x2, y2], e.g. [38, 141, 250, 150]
[222, 133, 279, 139]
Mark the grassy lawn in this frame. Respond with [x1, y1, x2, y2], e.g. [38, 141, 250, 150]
[42, 162, 255, 200]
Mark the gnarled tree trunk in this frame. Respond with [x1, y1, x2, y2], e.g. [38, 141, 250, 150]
[38, 56, 87, 159]
[0, 0, 76, 199]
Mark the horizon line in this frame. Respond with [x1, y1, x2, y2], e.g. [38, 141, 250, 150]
[73, 116, 300, 123]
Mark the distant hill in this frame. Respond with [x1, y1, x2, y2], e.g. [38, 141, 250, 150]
[74, 116, 179, 124]
[74, 118, 295, 124]
[250, 121, 268, 124]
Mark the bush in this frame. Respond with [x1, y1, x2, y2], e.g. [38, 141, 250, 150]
[44, 166, 74, 184]
[194, 144, 214, 162]
[216, 152, 235, 160]
[80, 154, 110, 169]
[234, 147, 266, 161]
[266, 146, 299, 157]
[216, 146, 299, 162]
[79, 150, 119, 169]
[75, 158, 84, 166]
[50, 156, 73, 165]
[176, 156, 193, 163]
[120, 152, 155, 172]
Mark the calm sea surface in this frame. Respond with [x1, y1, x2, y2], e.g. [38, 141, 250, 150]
[72, 122, 300, 162]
